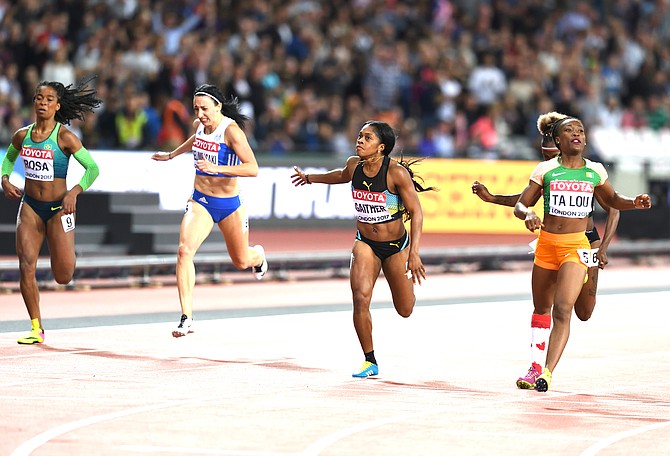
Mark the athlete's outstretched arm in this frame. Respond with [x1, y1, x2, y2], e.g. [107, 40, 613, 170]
[291, 156, 358, 186]
[595, 181, 652, 211]
[472, 181, 521, 207]
[472, 180, 542, 208]
[151, 134, 196, 161]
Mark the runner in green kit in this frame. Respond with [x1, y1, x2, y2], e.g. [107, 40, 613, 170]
[1, 78, 100, 344]
[513, 114, 651, 391]
[472, 112, 622, 389]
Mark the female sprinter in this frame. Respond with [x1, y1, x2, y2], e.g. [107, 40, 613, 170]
[514, 115, 650, 391]
[291, 120, 436, 378]
[472, 111, 621, 389]
[151, 84, 267, 337]
[1, 78, 101, 344]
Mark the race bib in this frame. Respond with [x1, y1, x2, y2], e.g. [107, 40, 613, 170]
[61, 213, 75, 232]
[352, 188, 391, 223]
[548, 179, 594, 218]
[21, 146, 54, 181]
[577, 248, 599, 267]
[193, 137, 220, 175]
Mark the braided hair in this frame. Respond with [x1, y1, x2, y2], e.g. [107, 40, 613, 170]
[36, 76, 101, 125]
[193, 83, 249, 129]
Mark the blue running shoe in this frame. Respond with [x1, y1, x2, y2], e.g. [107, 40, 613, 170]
[352, 361, 378, 378]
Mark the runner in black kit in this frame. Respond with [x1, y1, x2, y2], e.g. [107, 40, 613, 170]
[291, 120, 436, 378]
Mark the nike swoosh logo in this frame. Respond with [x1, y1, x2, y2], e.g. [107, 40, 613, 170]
[552, 172, 566, 177]
[51, 206, 62, 211]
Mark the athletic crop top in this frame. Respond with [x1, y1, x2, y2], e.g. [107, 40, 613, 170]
[192, 116, 240, 178]
[351, 155, 404, 224]
[21, 123, 69, 181]
[530, 156, 608, 219]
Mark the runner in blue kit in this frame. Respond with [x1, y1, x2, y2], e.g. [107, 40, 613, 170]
[1, 78, 100, 344]
[291, 120, 436, 377]
[152, 83, 268, 337]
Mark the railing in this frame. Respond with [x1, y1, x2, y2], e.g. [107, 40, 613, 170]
[1, 239, 669, 292]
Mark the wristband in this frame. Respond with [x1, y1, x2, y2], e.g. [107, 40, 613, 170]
[305, 174, 311, 184]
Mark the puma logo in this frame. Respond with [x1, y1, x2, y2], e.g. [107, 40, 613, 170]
[362, 181, 372, 191]
[536, 342, 546, 351]
[389, 242, 400, 248]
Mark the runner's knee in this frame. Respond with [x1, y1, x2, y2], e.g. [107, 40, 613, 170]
[574, 306, 594, 322]
[177, 243, 197, 260]
[397, 305, 413, 318]
[552, 304, 572, 324]
[352, 291, 372, 312]
[229, 254, 252, 270]
[395, 296, 415, 318]
[53, 269, 73, 285]
[18, 257, 37, 276]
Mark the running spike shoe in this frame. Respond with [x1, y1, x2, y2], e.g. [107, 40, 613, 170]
[534, 368, 552, 392]
[252, 245, 268, 280]
[17, 328, 44, 345]
[352, 361, 378, 378]
[172, 314, 193, 338]
[516, 365, 542, 389]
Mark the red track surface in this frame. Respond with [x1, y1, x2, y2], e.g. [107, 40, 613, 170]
[2, 259, 669, 455]
[248, 228, 537, 252]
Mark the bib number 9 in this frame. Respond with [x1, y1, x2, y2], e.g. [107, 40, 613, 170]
[61, 213, 75, 233]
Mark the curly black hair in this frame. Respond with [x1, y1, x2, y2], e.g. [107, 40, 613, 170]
[35, 75, 101, 125]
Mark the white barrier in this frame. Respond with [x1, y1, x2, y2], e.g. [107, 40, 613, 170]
[591, 127, 670, 178]
[4, 150, 355, 219]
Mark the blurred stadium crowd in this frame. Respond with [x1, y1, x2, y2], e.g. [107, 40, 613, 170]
[1, 0, 669, 160]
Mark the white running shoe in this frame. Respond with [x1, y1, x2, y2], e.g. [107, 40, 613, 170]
[172, 314, 193, 338]
[252, 245, 268, 280]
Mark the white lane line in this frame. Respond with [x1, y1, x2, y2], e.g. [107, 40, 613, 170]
[9, 377, 343, 456]
[0, 356, 298, 389]
[298, 389, 572, 456]
[7, 291, 670, 455]
[120, 445, 295, 455]
[298, 379, 670, 456]
[10, 400, 201, 456]
[580, 420, 670, 456]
